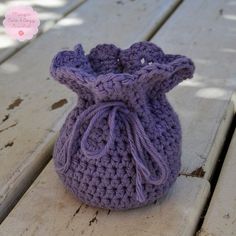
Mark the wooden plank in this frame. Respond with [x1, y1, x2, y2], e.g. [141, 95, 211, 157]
[0, 0, 181, 222]
[0, 1, 215, 235]
[0, 0, 86, 63]
[0, 161, 210, 236]
[3, 0, 236, 234]
[232, 92, 236, 112]
[198, 130, 236, 236]
[151, 0, 236, 179]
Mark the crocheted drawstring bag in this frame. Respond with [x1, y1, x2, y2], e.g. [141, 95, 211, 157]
[50, 41, 195, 210]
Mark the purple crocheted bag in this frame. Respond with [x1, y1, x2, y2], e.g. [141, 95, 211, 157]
[50, 41, 195, 210]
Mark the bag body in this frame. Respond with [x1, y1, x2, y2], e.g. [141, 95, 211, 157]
[50, 42, 195, 210]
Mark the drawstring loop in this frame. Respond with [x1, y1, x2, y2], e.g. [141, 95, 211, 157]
[57, 101, 170, 202]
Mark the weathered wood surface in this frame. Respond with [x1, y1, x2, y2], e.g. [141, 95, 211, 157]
[198, 130, 236, 236]
[0, 0, 181, 223]
[151, 0, 236, 179]
[1, 0, 236, 235]
[0, 0, 221, 235]
[232, 92, 236, 112]
[0, 0, 85, 63]
[0, 162, 210, 236]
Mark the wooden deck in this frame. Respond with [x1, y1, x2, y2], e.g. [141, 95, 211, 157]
[0, 0, 235, 235]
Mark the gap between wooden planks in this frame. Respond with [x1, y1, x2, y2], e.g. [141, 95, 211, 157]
[0, 162, 210, 236]
[0, 0, 182, 223]
[2, 0, 234, 236]
[1, 0, 236, 235]
[151, 0, 236, 179]
[198, 120, 236, 236]
[0, 0, 86, 64]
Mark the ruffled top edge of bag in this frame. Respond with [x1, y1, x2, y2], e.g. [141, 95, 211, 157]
[50, 41, 195, 95]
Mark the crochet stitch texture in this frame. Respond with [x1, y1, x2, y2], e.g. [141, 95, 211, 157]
[50, 41, 195, 210]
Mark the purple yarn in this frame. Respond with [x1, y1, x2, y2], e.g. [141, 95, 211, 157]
[50, 41, 195, 210]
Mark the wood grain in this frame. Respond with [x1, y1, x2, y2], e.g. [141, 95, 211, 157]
[0, 0, 181, 222]
[2, 0, 236, 235]
[0, 0, 85, 63]
[151, 0, 236, 179]
[198, 130, 236, 236]
[0, 162, 210, 236]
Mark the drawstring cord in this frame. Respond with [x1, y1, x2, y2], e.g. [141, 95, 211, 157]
[57, 101, 170, 202]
